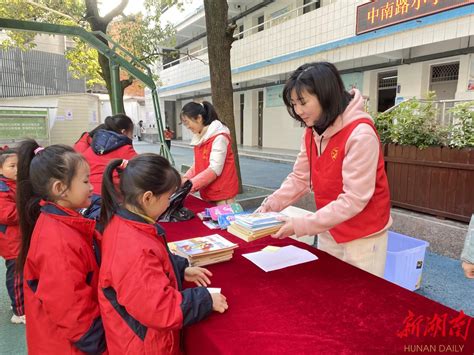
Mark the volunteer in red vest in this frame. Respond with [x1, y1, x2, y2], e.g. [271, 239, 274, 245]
[258, 62, 392, 277]
[181, 101, 238, 205]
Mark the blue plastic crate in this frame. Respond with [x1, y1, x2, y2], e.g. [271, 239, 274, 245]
[384, 231, 429, 291]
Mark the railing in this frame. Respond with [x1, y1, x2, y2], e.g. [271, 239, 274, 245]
[384, 98, 474, 126]
[163, 1, 323, 69]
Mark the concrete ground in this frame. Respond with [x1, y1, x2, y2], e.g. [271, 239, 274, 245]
[0, 140, 471, 353]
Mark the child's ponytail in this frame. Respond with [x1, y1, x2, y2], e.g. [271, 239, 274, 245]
[16, 140, 42, 272]
[100, 159, 126, 228]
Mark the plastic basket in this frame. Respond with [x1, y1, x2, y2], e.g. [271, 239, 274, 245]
[384, 231, 429, 291]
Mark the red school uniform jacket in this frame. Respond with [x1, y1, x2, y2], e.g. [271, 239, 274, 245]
[194, 133, 239, 201]
[74, 132, 92, 154]
[81, 130, 137, 195]
[99, 208, 212, 355]
[0, 176, 20, 260]
[24, 202, 106, 355]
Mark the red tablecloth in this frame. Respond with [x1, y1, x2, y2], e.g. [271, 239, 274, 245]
[161, 196, 474, 354]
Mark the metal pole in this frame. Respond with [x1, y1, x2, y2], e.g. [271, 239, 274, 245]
[109, 59, 123, 114]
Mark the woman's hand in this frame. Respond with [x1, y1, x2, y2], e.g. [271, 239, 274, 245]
[272, 216, 295, 239]
[211, 293, 228, 313]
[462, 261, 474, 279]
[184, 266, 212, 286]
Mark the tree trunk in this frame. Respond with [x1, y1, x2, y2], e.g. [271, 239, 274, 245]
[203, 0, 242, 193]
[86, 1, 131, 114]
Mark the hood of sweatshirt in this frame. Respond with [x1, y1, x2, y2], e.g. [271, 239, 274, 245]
[314, 89, 371, 140]
[91, 129, 133, 155]
[190, 120, 230, 147]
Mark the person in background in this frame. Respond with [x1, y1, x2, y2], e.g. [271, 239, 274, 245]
[99, 154, 228, 354]
[461, 214, 474, 279]
[74, 124, 105, 154]
[181, 101, 238, 205]
[164, 125, 174, 150]
[82, 114, 137, 195]
[137, 120, 144, 141]
[0, 146, 25, 324]
[16, 140, 106, 354]
[258, 62, 391, 278]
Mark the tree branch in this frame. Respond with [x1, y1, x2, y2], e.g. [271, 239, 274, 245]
[85, 0, 99, 21]
[103, 0, 130, 23]
[139, 51, 208, 65]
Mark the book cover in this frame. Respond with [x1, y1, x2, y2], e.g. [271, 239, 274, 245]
[234, 212, 284, 227]
[206, 203, 243, 221]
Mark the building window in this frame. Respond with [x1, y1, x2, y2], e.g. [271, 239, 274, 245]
[257, 15, 264, 32]
[303, 0, 320, 14]
[238, 24, 244, 40]
[430, 63, 459, 83]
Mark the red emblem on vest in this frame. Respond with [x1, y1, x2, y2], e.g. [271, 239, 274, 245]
[331, 148, 339, 161]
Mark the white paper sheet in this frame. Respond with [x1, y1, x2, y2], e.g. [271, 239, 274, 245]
[242, 245, 318, 272]
[207, 287, 221, 294]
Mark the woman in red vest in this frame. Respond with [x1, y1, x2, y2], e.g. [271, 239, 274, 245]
[258, 62, 392, 277]
[181, 101, 238, 205]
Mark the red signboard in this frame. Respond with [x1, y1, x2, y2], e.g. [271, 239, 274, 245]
[356, 0, 473, 35]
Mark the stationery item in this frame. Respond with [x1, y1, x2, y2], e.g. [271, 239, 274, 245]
[242, 245, 318, 272]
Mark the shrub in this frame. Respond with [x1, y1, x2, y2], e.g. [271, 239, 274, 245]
[374, 93, 473, 149]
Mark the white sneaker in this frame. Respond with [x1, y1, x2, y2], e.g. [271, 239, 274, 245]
[10, 314, 26, 324]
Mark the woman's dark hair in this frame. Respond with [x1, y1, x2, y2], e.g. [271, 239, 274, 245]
[283, 62, 352, 134]
[0, 146, 17, 167]
[180, 101, 221, 126]
[104, 113, 134, 134]
[16, 139, 86, 272]
[100, 153, 181, 228]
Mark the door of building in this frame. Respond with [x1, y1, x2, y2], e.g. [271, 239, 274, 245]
[377, 70, 397, 112]
[240, 93, 244, 145]
[257, 91, 264, 147]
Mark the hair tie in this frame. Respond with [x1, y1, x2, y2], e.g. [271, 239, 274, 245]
[297, 66, 315, 79]
[1, 145, 9, 151]
[119, 159, 128, 169]
[34, 147, 45, 155]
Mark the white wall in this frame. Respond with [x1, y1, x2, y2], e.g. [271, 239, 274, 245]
[455, 54, 474, 100]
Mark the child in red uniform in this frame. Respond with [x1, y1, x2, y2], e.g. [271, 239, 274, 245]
[81, 114, 137, 195]
[0, 146, 25, 324]
[74, 124, 105, 154]
[181, 101, 238, 205]
[99, 154, 228, 354]
[16, 140, 106, 354]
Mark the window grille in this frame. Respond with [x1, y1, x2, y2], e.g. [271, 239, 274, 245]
[431, 63, 459, 83]
[378, 71, 398, 89]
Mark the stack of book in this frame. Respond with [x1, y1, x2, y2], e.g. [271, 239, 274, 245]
[197, 203, 244, 229]
[227, 212, 284, 242]
[168, 234, 238, 267]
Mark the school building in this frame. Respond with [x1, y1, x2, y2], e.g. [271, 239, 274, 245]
[156, 0, 474, 150]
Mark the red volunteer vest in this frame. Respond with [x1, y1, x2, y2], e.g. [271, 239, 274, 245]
[305, 118, 391, 243]
[194, 133, 239, 201]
